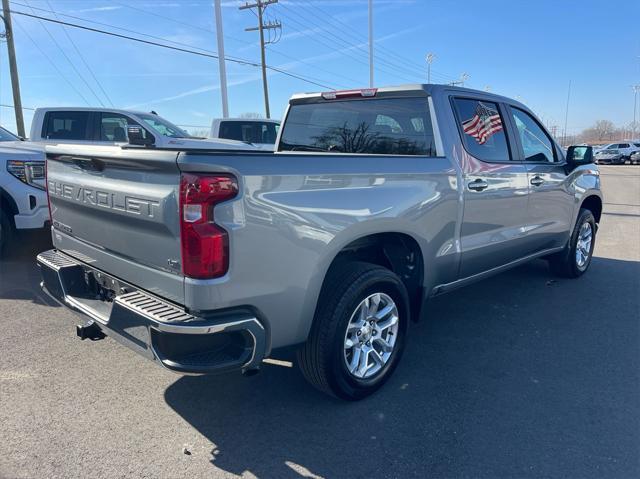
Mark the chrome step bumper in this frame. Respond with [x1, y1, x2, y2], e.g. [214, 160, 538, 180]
[37, 249, 266, 375]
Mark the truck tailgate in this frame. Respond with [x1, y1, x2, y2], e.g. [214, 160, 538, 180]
[46, 146, 185, 304]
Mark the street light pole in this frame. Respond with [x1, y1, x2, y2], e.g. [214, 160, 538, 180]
[368, 0, 373, 87]
[425, 53, 435, 84]
[633, 85, 640, 139]
[214, 0, 229, 118]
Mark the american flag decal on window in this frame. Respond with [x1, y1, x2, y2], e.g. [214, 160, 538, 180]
[462, 102, 503, 145]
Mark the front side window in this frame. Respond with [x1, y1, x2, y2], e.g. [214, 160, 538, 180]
[100, 113, 136, 142]
[511, 108, 555, 163]
[44, 111, 90, 140]
[453, 98, 510, 162]
[279, 98, 436, 155]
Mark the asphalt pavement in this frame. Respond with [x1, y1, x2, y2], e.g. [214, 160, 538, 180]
[1, 166, 638, 479]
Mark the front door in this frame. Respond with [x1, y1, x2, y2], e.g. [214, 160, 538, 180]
[508, 106, 573, 253]
[451, 97, 531, 278]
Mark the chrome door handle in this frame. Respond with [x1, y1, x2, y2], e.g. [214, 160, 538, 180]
[468, 179, 489, 191]
[530, 176, 544, 187]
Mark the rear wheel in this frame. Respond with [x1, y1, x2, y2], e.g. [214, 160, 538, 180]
[297, 261, 410, 400]
[548, 208, 596, 278]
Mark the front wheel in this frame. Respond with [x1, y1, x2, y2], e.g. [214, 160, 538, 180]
[547, 208, 596, 278]
[297, 261, 410, 400]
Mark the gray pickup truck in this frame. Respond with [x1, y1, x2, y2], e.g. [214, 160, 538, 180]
[38, 85, 602, 400]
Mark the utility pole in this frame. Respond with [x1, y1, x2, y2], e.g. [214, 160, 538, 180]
[368, 0, 373, 87]
[240, 0, 281, 119]
[425, 53, 435, 84]
[562, 79, 571, 146]
[632, 84, 640, 139]
[449, 73, 469, 87]
[1, 0, 25, 137]
[214, 0, 229, 118]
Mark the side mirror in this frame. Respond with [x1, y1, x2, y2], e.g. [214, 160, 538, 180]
[566, 145, 593, 167]
[127, 125, 154, 147]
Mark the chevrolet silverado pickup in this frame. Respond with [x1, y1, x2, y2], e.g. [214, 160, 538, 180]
[38, 85, 602, 400]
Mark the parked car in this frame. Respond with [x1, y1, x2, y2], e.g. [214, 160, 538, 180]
[210, 118, 280, 151]
[630, 150, 640, 165]
[595, 149, 625, 165]
[30, 108, 259, 150]
[594, 142, 640, 161]
[0, 126, 47, 254]
[38, 85, 602, 400]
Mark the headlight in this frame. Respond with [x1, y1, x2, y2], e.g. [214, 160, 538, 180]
[7, 160, 46, 190]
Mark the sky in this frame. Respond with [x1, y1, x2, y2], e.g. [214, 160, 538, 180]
[0, 0, 639, 137]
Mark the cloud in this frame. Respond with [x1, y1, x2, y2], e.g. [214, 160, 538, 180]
[69, 5, 122, 13]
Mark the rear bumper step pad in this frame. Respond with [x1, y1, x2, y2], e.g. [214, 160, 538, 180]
[37, 249, 266, 375]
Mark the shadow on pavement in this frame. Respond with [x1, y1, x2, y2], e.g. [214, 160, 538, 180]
[0, 229, 57, 306]
[164, 257, 639, 478]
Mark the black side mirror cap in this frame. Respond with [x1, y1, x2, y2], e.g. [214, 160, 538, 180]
[127, 125, 155, 147]
[566, 145, 594, 167]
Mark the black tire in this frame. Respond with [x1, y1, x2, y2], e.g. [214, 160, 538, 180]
[547, 208, 596, 278]
[297, 261, 410, 400]
[0, 209, 13, 257]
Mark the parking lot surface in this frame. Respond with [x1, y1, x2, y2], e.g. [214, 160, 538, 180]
[1, 166, 638, 479]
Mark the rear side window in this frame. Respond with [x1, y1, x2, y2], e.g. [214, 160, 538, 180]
[279, 98, 436, 155]
[219, 121, 279, 145]
[452, 98, 510, 162]
[44, 111, 90, 140]
[510, 107, 555, 163]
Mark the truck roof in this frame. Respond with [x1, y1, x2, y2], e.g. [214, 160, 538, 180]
[33, 106, 158, 117]
[289, 83, 527, 109]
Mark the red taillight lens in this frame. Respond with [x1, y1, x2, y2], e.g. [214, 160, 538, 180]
[179, 173, 238, 279]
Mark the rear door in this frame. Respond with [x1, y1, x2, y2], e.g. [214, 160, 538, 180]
[451, 96, 531, 278]
[47, 146, 184, 303]
[507, 105, 573, 252]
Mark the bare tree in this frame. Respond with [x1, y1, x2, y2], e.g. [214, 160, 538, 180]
[592, 120, 616, 141]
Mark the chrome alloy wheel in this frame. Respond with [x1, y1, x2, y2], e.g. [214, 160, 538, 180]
[343, 292, 399, 379]
[575, 222, 593, 268]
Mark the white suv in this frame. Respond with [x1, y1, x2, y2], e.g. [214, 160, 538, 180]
[0, 126, 48, 253]
[596, 142, 640, 161]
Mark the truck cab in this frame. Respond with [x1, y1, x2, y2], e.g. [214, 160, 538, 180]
[30, 108, 259, 151]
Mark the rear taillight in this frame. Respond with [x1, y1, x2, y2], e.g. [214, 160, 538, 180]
[179, 173, 238, 279]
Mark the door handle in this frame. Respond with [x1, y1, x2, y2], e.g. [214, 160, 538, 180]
[467, 179, 489, 191]
[530, 176, 544, 187]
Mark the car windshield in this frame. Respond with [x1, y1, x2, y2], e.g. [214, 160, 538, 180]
[136, 113, 191, 139]
[0, 126, 19, 141]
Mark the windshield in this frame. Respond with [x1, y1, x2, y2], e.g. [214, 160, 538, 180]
[0, 126, 19, 141]
[136, 113, 191, 138]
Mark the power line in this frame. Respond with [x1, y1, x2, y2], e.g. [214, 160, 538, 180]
[11, 0, 356, 89]
[0, 102, 35, 110]
[43, 0, 114, 106]
[13, 17, 91, 105]
[10, 9, 336, 90]
[21, 1, 104, 106]
[306, 1, 458, 83]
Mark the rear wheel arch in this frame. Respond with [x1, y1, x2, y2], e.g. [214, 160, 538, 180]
[317, 232, 425, 322]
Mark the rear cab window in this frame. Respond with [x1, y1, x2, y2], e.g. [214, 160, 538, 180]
[43, 111, 91, 141]
[279, 97, 437, 155]
[452, 98, 511, 162]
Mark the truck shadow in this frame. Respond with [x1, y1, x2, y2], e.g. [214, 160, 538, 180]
[0, 230, 57, 306]
[164, 256, 640, 478]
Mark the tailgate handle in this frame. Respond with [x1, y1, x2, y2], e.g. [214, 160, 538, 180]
[62, 156, 105, 172]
